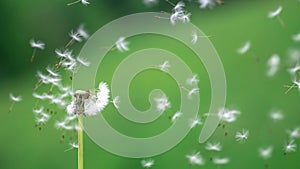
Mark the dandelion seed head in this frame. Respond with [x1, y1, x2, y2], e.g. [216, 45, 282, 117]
[81, 0, 89, 5]
[292, 32, 300, 42]
[69, 30, 82, 42]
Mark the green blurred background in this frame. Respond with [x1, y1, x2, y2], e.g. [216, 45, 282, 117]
[1, 0, 300, 169]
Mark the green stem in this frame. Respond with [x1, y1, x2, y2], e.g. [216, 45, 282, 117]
[78, 115, 83, 169]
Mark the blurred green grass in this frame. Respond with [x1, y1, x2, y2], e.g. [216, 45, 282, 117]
[1, 0, 300, 169]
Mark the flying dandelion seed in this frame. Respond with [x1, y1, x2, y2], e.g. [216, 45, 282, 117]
[284, 140, 297, 154]
[8, 93, 22, 112]
[154, 94, 171, 113]
[143, 0, 158, 6]
[141, 159, 154, 168]
[287, 127, 300, 139]
[189, 115, 202, 129]
[235, 129, 249, 143]
[266, 54, 280, 77]
[268, 6, 285, 27]
[237, 41, 251, 55]
[115, 37, 130, 52]
[292, 32, 300, 42]
[198, 0, 216, 9]
[259, 146, 273, 159]
[158, 60, 171, 72]
[213, 157, 230, 165]
[171, 111, 183, 122]
[112, 96, 120, 109]
[186, 74, 199, 85]
[269, 110, 284, 121]
[218, 108, 240, 123]
[76, 56, 91, 67]
[29, 39, 45, 62]
[186, 151, 205, 166]
[205, 141, 222, 152]
[191, 32, 212, 44]
[67, 0, 89, 6]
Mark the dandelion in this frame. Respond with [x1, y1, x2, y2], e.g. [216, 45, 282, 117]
[287, 127, 300, 139]
[112, 96, 120, 109]
[115, 37, 129, 52]
[171, 111, 183, 122]
[186, 151, 205, 166]
[67, 0, 89, 6]
[266, 54, 280, 77]
[259, 146, 273, 159]
[268, 6, 285, 27]
[292, 32, 300, 42]
[205, 142, 222, 152]
[155, 95, 171, 113]
[186, 74, 199, 85]
[269, 110, 283, 121]
[237, 41, 251, 55]
[8, 93, 22, 112]
[189, 115, 202, 129]
[235, 129, 249, 143]
[284, 140, 297, 154]
[30, 39, 45, 62]
[213, 157, 230, 165]
[141, 159, 154, 168]
[159, 60, 170, 72]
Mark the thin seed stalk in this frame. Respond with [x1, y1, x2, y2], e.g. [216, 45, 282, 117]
[67, 0, 81, 6]
[78, 115, 83, 169]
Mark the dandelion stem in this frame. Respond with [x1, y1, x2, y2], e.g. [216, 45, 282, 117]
[78, 115, 84, 169]
[277, 15, 285, 27]
[31, 48, 37, 62]
[165, 0, 175, 7]
[284, 84, 296, 94]
[67, 0, 81, 6]
[8, 101, 15, 113]
[65, 39, 75, 48]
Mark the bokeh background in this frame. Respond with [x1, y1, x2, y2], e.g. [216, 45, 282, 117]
[1, 0, 300, 169]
